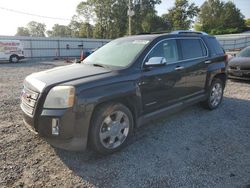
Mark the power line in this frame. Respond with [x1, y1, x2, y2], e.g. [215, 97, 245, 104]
[0, 6, 71, 21]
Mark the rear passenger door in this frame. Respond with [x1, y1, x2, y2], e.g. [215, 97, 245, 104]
[177, 38, 209, 97]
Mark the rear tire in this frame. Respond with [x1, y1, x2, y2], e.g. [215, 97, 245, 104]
[89, 103, 134, 155]
[202, 78, 224, 110]
[9, 55, 19, 63]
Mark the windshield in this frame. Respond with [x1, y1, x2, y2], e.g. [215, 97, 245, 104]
[83, 38, 150, 68]
[237, 47, 250, 57]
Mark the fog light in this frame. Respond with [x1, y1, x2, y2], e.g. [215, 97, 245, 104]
[52, 118, 60, 136]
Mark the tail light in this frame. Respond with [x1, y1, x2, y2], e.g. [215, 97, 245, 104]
[224, 54, 228, 62]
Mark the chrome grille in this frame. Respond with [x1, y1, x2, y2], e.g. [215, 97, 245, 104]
[241, 67, 250, 71]
[20, 86, 39, 116]
[229, 66, 236, 70]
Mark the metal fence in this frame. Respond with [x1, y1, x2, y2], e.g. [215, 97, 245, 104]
[0, 36, 111, 59]
[216, 33, 250, 51]
[0, 33, 250, 59]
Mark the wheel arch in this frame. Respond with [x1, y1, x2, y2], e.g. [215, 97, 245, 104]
[89, 95, 140, 129]
[84, 90, 142, 148]
[86, 95, 140, 150]
[9, 54, 20, 62]
[210, 72, 227, 89]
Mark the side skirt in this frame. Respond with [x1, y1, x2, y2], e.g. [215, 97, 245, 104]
[137, 94, 207, 127]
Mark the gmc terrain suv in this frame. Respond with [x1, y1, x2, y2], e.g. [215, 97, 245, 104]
[21, 31, 228, 154]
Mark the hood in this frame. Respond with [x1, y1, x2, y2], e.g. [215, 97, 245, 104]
[229, 57, 250, 67]
[24, 63, 111, 92]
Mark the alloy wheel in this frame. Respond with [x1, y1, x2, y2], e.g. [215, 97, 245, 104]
[210, 83, 223, 108]
[99, 111, 130, 149]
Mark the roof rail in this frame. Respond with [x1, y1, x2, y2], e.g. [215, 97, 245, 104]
[171, 30, 208, 35]
[137, 31, 169, 35]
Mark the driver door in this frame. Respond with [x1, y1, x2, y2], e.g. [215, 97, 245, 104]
[139, 39, 187, 113]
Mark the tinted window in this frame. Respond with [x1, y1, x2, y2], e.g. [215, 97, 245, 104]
[147, 39, 179, 64]
[207, 37, 224, 55]
[179, 39, 207, 60]
[237, 47, 250, 57]
[200, 40, 207, 56]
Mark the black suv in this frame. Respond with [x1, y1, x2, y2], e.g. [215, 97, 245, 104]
[21, 31, 228, 154]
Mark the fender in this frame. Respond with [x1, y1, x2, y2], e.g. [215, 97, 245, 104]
[77, 81, 143, 118]
[206, 61, 227, 88]
[207, 61, 226, 72]
[66, 81, 143, 148]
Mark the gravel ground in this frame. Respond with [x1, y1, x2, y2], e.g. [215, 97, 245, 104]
[0, 61, 250, 188]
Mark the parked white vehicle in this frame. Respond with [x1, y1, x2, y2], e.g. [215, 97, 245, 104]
[0, 40, 25, 63]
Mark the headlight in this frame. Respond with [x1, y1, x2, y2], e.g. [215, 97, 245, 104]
[43, 86, 75, 109]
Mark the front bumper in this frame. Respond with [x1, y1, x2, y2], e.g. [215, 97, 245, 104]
[228, 69, 250, 80]
[22, 107, 92, 151]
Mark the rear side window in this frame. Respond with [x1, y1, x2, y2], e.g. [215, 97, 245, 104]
[207, 37, 224, 55]
[179, 39, 207, 60]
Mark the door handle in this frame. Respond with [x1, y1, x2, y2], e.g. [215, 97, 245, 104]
[175, 66, 184, 71]
[205, 60, 212, 64]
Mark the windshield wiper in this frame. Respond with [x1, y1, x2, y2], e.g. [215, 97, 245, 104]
[93, 63, 105, 68]
[92, 63, 110, 69]
[74, 59, 82, 64]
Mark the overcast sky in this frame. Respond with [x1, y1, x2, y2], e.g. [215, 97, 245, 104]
[0, 0, 249, 36]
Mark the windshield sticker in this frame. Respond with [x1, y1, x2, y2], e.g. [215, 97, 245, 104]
[132, 40, 150, 45]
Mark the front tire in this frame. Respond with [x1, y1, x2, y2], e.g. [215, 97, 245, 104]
[89, 103, 134, 154]
[202, 78, 224, 110]
[9, 55, 19, 63]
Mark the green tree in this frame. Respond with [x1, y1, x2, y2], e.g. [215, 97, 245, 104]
[141, 13, 167, 33]
[131, 0, 162, 34]
[68, 15, 82, 37]
[76, 1, 95, 23]
[90, 0, 114, 38]
[110, 0, 128, 37]
[91, 0, 127, 38]
[198, 0, 246, 34]
[79, 22, 94, 38]
[246, 19, 250, 27]
[162, 0, 199, 30]
[198, 0, 224, 32]
[72, 0, 108, 38]
[221, 1, 245, 32]
[193, 23, 202, 31]
[27, 21, 46, 37]
[74, 0, 128, 38]
[47, 24, 72, 37]
[15, 27, 30, 36]
[74, 0, 163, 38]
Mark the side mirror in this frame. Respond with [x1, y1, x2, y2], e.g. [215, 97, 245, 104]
[145, 57, 167, 67]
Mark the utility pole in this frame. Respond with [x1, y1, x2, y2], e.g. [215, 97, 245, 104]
[127, 0, 142, 35]
[128, 0, 132, 35]
[127, 0, 135, 35]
